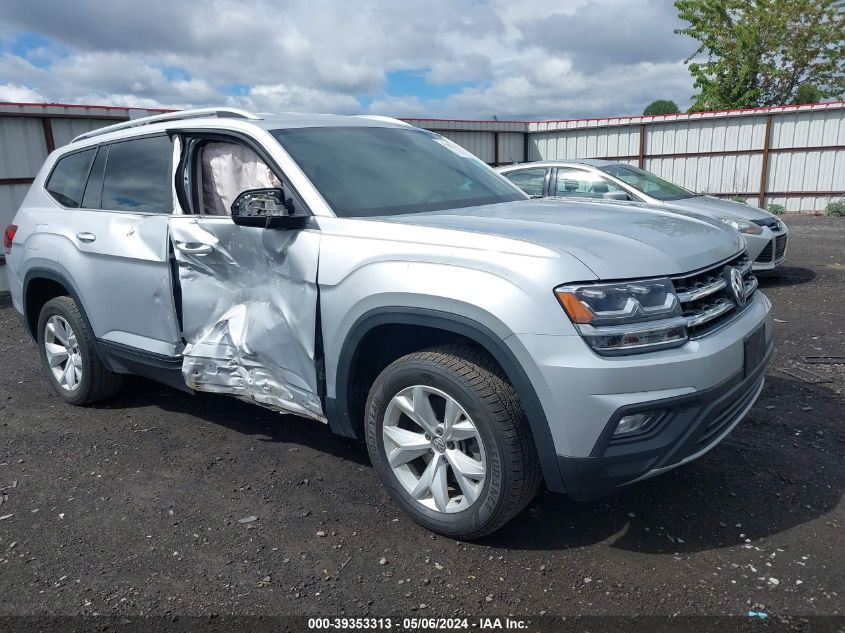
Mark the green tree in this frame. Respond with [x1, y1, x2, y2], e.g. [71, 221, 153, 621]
[792, 82, 824, 103]
[643, 99, 682, 115]
[675, 0, 845, 111]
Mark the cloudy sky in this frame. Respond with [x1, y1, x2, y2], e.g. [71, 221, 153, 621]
[0, 0, 698, 120]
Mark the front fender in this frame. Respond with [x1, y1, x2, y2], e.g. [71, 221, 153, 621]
[328, 306, 567, 492]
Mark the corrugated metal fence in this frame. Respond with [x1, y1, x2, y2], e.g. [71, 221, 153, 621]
[2, 101, 843, 290]
[526, 102, 845, 213]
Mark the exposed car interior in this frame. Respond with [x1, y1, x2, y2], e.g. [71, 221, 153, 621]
[196, 141, 281, 215]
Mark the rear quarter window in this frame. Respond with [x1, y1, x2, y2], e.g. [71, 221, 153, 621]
[101, 135, 173, 213]
[45, 149, 96, 208]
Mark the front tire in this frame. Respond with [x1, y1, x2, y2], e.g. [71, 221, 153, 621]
[365, 345, 542, 539]
[37, 296, 123, 405]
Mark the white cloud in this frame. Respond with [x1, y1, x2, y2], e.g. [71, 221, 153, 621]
[0, 83, 46, 103]
[367, 95, 429, 118]
[0, 0, 697, 119]
[230, 84, 363, 114]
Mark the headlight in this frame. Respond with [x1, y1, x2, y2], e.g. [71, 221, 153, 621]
[720, 217, 763, 235]
[555, 278, 688, 354]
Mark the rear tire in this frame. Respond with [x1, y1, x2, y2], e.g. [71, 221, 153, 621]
[37, 296, 123, 405]
[365, 345, 542, 539]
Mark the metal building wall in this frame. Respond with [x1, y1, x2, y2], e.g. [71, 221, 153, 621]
[403, 118, 527, 165]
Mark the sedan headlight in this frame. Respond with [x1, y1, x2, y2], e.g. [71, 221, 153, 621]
[555, 278, 688, 354]
[720, 217, 763, 235]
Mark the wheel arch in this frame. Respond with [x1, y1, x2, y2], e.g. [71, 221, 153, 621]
[22, 268, 91, 341]
[327, 307, 565, 492]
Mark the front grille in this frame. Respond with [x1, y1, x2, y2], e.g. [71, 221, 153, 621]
[671, 252, 757, 339]
[756, 239, 774, 262]
[774, 234, 787, 260]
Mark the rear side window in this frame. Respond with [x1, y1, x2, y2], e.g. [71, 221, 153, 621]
[45, 149, 96, 208]
[554, 169, 626, 198]
[101, 136, 173, 213]
[503, 168, 547, 197]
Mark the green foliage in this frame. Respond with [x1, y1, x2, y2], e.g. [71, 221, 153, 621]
[826, 199, 845, 216]
[643, 99, 682, 115]
[675, 0, 845, 111]
[767, 203, 786, 215]
[730, 195, 748, 203]
[793, 83, 824, 104]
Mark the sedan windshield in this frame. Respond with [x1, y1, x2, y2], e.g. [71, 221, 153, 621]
[600, 164, 694, 201]
[271, 126, 526, 217]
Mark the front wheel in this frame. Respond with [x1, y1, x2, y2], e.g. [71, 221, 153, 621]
[365, 345, 542, 539]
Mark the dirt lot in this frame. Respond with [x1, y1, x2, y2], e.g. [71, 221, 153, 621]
[0, 214, 842, 623]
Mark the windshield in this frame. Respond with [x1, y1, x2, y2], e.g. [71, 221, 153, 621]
[271, 126, 526, 217]
[599, 164, 694, 201]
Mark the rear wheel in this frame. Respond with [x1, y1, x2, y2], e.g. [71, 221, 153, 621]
[37, 296, 123, 405]
[365, 345, 542, 539]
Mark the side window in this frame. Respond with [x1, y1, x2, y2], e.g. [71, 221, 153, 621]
[554, 169, 626, 198]
[503, 168, 547, 197]
[81, 146, 108, 210]
[101, 136, 173, 213]
[45, 149, 96, 208]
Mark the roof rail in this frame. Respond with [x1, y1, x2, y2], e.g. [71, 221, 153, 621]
[71, 107, 262, 143]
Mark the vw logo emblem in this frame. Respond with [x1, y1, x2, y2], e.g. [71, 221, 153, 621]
[431, 437, 447, 453]
[726, 266, 746, 307]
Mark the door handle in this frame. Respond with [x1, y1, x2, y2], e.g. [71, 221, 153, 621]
[175, 241, 214, 255]
[76, 232, 97, 243]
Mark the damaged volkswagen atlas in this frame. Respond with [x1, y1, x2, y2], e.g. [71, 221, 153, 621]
[4, 109, 773, 538]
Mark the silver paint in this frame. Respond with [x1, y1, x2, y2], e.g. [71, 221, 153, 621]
[7, 111, 772, 477]
[169, 216, 323, 420]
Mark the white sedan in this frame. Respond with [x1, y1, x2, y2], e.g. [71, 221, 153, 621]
[497, 160, 788, 271]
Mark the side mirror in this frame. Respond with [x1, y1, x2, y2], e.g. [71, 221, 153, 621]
[231, 188, 289, 218]
[603, 191, 631, 201]
[230, 188, 308, 229]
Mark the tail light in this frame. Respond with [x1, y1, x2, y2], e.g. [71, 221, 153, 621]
[3, 224, 17, 255]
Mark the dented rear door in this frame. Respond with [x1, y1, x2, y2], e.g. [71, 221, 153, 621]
[168, 215, 323, 420]
[60, 137, 182, 357]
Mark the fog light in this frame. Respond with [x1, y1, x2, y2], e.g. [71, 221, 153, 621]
[614, 413, 657, 436]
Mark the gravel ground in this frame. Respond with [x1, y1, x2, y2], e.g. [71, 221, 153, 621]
[0, 214, 842, 621]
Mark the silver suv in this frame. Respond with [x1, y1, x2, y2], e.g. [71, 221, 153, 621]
[4, 108, 773, 538]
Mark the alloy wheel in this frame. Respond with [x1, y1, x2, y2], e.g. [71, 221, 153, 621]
[382, 385, 486, 513]
[44, 315, 82, 391]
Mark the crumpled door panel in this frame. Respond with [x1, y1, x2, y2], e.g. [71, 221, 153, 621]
[169, 217, 323, 421]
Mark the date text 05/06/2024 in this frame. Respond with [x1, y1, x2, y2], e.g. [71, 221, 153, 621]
[307, 617, 529, 630]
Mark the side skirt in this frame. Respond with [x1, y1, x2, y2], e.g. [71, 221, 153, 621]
[96, 339, 193, 393]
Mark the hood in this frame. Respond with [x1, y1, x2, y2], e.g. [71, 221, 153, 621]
[372, 199, 744, 280]
[667, 195, 776, 222]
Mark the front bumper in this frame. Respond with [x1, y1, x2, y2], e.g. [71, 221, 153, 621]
[557, 342, 770, 499]
[508, 291, 773, 497]
[746, 229, 788, 271]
